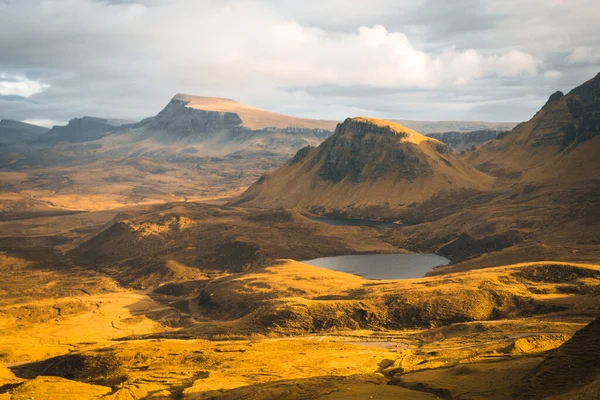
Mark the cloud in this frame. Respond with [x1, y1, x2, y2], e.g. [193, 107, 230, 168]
[0, 73, 49, 97]
[233, 24, 538, 88]
[567, 46, 600, 64]
[544, 70, 563, 80]
[22, 118, 58, 128]
[0, 0, 598, 123]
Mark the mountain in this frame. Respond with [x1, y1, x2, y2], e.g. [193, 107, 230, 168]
[0, 119, 49, 147]
[0, 95, 339, 213]
[232, 117, 493, 218]
[170, 94, 338, 130]
[389, 74, 600, 268]
[37, 116, 132, 145]
[113, 94, 336, 158]
[465, 72, 600, 183]
[426, 130, 507, 152]
[232, 74, 600, 267]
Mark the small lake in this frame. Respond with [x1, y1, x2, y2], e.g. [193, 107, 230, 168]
[302, 253, 450, 280]
[307, 216, 399, 229]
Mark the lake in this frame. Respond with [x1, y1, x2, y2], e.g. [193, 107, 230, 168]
[302, 253, 450, 280]
[306, 215, 399, 229]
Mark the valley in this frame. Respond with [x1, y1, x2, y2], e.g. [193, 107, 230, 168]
[0, 74, 598, 399]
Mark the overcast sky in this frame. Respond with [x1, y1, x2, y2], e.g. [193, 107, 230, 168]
[1, 0, 599, 127]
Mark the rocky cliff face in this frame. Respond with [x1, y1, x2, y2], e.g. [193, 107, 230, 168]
[317, 119, 431, 183]
[138, 98, 244, 139]
[427, 130, 505, 152]
[130, 96, 332, 151]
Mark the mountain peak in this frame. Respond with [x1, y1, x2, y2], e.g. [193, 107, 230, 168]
[544, 91, 564, 106]
[342, 117, 434, 145]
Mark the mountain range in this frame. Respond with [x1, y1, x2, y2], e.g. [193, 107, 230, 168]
[232, 73, 600, 268]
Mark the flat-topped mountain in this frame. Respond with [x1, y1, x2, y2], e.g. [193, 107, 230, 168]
[172, 94, 338, 131]
[0, 95, 339, 212]
[232, 117, 493, 218]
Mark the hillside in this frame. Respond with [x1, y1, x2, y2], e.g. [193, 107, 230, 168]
[466, 72, 600, 183]
[36, 116, 132, 145]
[0, 119, 49, 147]
[516, 317, 600, 399]
[232, 117, 494, 218]
[232, 74, 600, 267]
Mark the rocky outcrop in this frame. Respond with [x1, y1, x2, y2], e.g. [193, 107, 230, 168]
[129, 96, 333, 152]
[427, 130, 506, 152]
[317, 119, 428, 183]
[138, 98, 244, 139]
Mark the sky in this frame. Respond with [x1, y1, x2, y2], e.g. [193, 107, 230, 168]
[1, 0, 599, 127]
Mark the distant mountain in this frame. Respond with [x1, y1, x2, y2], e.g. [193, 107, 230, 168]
[170, 94, 338, 130]
[0, 95, 340, 212]
[113, 94, 336, 158]
[391, 119, 516, 134]
[0, 120, 49, 147]
[426, 130, 507, 152]
[37, 116, 133, 145]
[232, 117, 493, 218]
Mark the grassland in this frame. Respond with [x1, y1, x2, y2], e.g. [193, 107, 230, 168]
[0, 236, 598, 399]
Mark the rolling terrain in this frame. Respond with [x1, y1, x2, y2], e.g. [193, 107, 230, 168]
[0, 75, 598, 399]
[0, 242, 598, 398]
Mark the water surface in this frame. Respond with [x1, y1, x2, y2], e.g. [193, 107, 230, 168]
[302, 253, 450, 280]
[307, 216, 399, 229]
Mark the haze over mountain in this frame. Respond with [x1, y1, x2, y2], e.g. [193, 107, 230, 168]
[426, 130, 508, 152]
[0, 119, 49, 147]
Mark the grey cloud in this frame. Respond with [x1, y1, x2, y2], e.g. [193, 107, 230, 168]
[0, 0, 599, 125]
